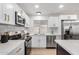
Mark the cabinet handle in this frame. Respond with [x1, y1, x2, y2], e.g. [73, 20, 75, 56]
[16, 48, 22, 53]
[4, 14, 7, 21]
[8, 15, 9, 22]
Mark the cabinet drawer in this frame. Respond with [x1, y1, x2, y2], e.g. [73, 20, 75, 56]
[16, 48, 24, 55]
[8, 42, 24, 55]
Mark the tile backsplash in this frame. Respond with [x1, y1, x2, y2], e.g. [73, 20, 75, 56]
[0, 24, 28, 40]
[0, 24, 26, 32]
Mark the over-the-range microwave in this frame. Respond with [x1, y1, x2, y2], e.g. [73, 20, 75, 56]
[15, 11, 25, 26]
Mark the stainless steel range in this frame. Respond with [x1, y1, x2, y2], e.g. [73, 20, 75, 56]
[25, 36, 32, 55]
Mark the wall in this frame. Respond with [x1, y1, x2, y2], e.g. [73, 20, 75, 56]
[30, 15, 78, 36]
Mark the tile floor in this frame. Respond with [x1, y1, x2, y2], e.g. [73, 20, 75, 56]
[30, 48, 56, 55]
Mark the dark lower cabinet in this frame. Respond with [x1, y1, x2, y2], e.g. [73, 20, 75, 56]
[56, 44, 71, 55]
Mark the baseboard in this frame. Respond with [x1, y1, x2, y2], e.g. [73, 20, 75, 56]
[31, 47, 46, 49]
[31, 47, 56, 49]
[46, 47, 56, 49]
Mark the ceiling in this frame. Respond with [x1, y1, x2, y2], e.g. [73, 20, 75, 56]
[18, 3, 79, 16]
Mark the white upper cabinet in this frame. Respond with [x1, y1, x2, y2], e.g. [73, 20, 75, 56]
[48, 16, 59, 27]
[14, 4, 31, 27]
[2, 3, 15, 25]
[59, 15, 77, 20]
[24, 14, 31, 27]
[0, 4, 3, 23]
[0, 3, 31, 26]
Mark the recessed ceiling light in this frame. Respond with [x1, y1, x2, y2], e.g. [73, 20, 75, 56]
[35, 5, 39, 8]
[36, 12, 41, 15]
[59, 4, 64, 8]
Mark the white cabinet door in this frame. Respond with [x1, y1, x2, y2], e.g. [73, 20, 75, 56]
[40, 35, 46, 48]
[25, 15, 31, 27]
[59, 15, 77, 20]
[7, 4, 15, 25]
[2, 3, 10, 24]
[32, 35, 46, 48]
[2, 3, 15, 25]
[32, 35, 40, 48]
[48, 17, 59, 27]
[0, 4, 4, 23]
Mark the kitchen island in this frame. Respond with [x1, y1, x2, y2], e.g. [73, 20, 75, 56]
[0, 40, 25, 55]
[55, 40, 79, 55]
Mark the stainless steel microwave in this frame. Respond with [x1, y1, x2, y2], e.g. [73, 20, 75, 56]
[15, 12, 25, 26]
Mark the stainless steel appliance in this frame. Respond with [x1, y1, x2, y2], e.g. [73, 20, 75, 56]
[25, 36, 32, 55]
[61, 20, 79, 40]
[46, 35, 56, 48]
[15, 11, 25, 26]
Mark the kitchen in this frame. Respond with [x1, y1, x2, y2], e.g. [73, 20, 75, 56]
[0, 3, 79, 55]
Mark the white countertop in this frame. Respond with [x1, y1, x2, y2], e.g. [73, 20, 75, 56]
[0, 40, 25, 55]
[55, 40, 79, 55]
[30, 34, 60, 36]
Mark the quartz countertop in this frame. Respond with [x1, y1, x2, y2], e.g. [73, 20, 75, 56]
[30, 33, 60, 36]
[0, 40, 25, 55]
[55, 40, 79, 55]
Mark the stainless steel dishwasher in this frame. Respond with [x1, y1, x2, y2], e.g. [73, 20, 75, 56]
[46, 35, 56, 49]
